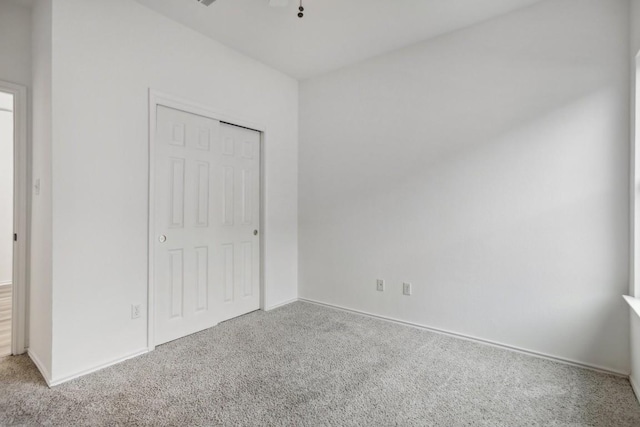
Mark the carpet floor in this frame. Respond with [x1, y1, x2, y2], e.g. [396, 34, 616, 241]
[0, 301, 639, 426]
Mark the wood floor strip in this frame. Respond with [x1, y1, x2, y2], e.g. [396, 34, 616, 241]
[0, 284, 12, 357]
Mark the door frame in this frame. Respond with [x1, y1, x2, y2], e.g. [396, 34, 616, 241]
[0, 80, 28, 355]
[147, 89, 266, 351]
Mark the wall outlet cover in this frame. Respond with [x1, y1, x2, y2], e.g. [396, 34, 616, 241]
[403, 282, 412, 296]
[376, 279, 385, 292]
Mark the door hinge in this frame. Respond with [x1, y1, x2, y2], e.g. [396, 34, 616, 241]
[14, 233, 17, 242]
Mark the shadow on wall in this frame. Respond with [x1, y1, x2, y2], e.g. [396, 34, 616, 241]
[298, 0, 630, 372]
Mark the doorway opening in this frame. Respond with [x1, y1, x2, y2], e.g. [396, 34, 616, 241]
[0, 90, 14, 357]
[0, 80, 27, 358]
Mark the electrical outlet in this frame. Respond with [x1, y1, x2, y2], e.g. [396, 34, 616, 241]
[131, 304, 141, 319]
[403, 282, 412, 296]
[376, 279, 385, 292]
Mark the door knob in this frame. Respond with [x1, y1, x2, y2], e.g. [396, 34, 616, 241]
[253, 230, 258, 236]
[159, 235, 167, 243]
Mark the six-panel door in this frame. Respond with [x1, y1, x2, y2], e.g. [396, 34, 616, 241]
[154, 106, 260, 346]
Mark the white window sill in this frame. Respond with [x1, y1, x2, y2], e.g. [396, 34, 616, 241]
[624, 295, 640, 319]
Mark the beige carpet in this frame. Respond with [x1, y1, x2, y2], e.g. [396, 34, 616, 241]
[0, 284, 10, 357]
[1, 301, 640, 426]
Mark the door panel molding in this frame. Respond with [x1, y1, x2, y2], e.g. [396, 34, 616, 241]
[148, 90, 265, 350]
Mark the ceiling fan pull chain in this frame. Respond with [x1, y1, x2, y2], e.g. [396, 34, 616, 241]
[298, 0, 304, 18]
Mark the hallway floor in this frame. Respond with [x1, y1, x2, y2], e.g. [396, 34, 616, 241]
[0, 284, 10, 357]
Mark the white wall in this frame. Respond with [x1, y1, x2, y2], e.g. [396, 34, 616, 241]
[48, 0, 298, 382]
[0, 0, 31, 288]
[629, 0, 640, 399]
[29, 0, 53, 380]
[0, 1, 32, 88]
[300, 0, 630, 373]
[0, 94, 13, 286]
[632, 312, 640, 397]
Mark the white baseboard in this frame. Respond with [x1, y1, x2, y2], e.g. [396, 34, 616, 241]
[265, 297, 298, 312]
[35, 298, 298, 387]
[299, 297, 629, 378]
[631, 375, 640, 403]
[26, 299, 631, 387]
[28, 349, 52, 386]
[49, 348, 149, 387]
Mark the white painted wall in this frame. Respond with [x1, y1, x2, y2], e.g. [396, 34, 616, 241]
[48, 0, 298, 382]
[632, 312, 640, 399]
[0, 0, 32, 359]
[29, 0, 53, 380]
[300, 0, 630, 373]
[0, 0, 31, 289]
[629, 0, 640, 399]
[0, 94, 13, 286]
[0, 1, 32, 88]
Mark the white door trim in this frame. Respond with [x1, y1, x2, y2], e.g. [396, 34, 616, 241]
[0, 80, 28, 355]
[147, 89, 266, 351]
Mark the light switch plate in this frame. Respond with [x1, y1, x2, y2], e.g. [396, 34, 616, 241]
[131, 304, 141, 319]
